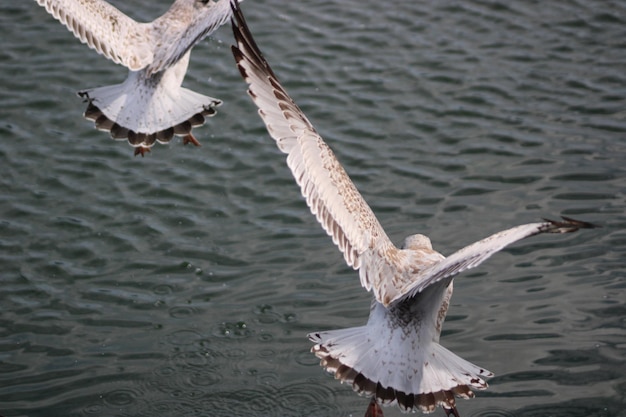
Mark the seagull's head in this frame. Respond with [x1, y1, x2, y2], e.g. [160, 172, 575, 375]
[401, 234, 433, 250]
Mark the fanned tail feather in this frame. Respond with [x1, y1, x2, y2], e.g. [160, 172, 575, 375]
[82, 97, 217, 147]
[309, 325, 492, 413]
[79, 82, 220, 152]
[77, 53, 222, 153]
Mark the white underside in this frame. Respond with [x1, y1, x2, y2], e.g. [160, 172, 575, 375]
[310, 287, 493, 410]
[80, 53, 220, 134]
[313, 313, 490, 397]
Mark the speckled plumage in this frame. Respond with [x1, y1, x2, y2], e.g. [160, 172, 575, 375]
[35, 0, 237, 154]
[230, 1, 596, 414]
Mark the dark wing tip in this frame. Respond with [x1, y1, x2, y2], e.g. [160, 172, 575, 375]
[542, 216, 599, 233]
[231, 45, 249, 79]
[229, 0, 278, 79]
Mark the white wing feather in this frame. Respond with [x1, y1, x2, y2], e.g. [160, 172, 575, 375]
[35, 0, 235, 74]
[148, 0, 235, 74]
[34, 0, 153, 71]
[392, 220, 587, 304]
[231, 2, 413, 305]
[230, 1, 596, 306]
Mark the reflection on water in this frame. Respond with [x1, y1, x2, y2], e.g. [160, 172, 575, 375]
[0, 0, 624, 416]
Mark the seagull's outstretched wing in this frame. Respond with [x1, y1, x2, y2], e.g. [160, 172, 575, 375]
[149, 0, 235, 74]
[35, 0, 153, 71]
[231, 1, 414, 305]
[392, 217, 597, 304]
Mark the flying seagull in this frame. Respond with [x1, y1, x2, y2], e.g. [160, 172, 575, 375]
[230, 1, 596, 415]
[34, 0, 238, 156]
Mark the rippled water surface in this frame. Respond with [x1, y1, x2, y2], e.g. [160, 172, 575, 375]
[1, 1, 625, 416]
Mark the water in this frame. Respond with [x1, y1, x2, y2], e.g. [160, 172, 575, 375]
[1, 1, 624, 416]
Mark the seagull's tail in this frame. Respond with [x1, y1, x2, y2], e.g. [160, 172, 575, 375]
[309, 321, 492, 413]
[78, 60, 221, 154]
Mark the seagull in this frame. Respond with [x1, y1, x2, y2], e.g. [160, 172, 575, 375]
[34, 0, 238, 156]
[230, 1, 596, 415]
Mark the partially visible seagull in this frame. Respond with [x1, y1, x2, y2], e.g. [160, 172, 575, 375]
[34, 0, 238, 156]
[230, 1, 596, 415]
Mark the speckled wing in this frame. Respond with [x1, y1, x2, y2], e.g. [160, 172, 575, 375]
[148, 0, 235, 74]
[35, 0, 153, 71]
[230, 0, 413, 305]
[392, 217, 596, 304]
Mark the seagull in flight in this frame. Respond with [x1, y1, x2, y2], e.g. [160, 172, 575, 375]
[34, 0, 238, 156]
[230, 2, 596, 415]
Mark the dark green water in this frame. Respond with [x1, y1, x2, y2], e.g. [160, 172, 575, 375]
[1, 1, 624, 416]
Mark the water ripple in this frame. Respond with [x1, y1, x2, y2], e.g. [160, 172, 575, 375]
[470, 408, 518, 417]
[0, 0, 623, 415]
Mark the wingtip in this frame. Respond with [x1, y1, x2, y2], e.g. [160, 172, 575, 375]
[230, 0, 245, 34]
[542, 216, 599, 233]
[560, 215, 600, 229]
